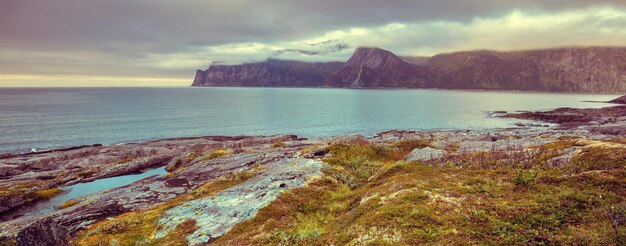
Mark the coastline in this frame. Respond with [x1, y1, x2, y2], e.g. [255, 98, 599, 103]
[1, 101, 625, 245]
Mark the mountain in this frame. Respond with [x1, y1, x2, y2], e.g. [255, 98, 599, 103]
[191, 59, 343, 87]
[324, 47, 437, 88]
[427, 47, 626, 92]
[192, 46, 626, 93]
[400, 56, 431, 65]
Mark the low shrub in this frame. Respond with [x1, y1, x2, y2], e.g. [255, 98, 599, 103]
[513, 169, 537, 187]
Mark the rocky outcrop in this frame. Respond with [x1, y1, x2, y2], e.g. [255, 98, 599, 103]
[405, 147, 446, 162]
[504, 105, 626, 135]
[192, 46, 626, 93]
[16, 219, 70, 246]
[0, 135, 322, 243]
[610, 95, 626, 104]
[191, 59, 344, 87]
[0, 135, 299, 228]
[154, 158, 324, 245]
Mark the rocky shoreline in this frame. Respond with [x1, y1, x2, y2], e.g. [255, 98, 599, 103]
[1, 98, 625, 245]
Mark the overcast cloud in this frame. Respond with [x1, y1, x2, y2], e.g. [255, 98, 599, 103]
[1, 0, 625, 86]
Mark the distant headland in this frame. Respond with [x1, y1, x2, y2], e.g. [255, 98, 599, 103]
[192, 46, 626, 94]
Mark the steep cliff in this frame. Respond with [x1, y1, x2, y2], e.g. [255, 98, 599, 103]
[428, 47, 626, 92]
[324, 47, 437, 88]
[192, 46, 626, 93]
[191, 59, 344, 87]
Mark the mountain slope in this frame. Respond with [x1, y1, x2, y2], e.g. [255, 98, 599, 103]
[324, 47, 437, 88]
[428, 47, 626, 92]
[192, 59, 344, 87]
[192, 46, 626, 93]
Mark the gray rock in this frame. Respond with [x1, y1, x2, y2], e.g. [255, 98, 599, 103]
[548, 148, 577, 167]
[406, 147, 446, 162]
[154, 158, 324, 245]
[16, 219, 70, 246]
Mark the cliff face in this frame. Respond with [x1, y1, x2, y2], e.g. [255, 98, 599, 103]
[192, 46, 626, 93]
[191, 59, 344, 87]
[428, 47, 626, 92]
[324, 47, 437, 88]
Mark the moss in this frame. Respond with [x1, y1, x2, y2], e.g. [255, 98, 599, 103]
[433, 141, 580, 171]
[58, 199, 79, 209]
[0, 181, 48, 198]
[68, 139, 626, 245]
[216, 141, 626, 245]
[271, 142, 286, 148]
[568, 147, 626, 173]
[148, 219, 199, 245]
[77, 169, 99, 179]
[0, 182, 62, 216]
[609, 203, 626, 244]
[201, 148, 232, 162]
[0, 238, 16, 246]
[31, 187, 62, 200]
[513, 169, 537, 187]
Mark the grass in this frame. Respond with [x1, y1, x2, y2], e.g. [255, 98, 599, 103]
[31, 187, 62, 200]
[272, 142, 286, 148]
[0, 182, 62, 207]
[58, 199, 79, 209]
[73, 169, 257, 245]
[167, 148, 234, 173]
[201, 148, 233, 162]
[215, 139, 626, 245]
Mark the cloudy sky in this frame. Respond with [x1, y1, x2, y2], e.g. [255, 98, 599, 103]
[1, 0, 625, 87]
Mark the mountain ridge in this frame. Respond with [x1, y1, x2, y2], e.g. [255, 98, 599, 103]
[192, 46, 626, 93]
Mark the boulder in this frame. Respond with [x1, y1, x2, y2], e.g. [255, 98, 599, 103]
[16, 219, 70, 246]
[406, 147, 446, 162]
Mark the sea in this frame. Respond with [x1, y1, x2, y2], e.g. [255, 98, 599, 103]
[0, 87, 619, 154]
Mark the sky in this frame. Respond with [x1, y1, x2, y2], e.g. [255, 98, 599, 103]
[1, 0, 626, 87]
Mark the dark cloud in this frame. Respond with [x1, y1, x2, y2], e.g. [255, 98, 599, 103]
[0, 0, 625, 85]
[2, 0, 624, 53]
[273, 42, 350, 56]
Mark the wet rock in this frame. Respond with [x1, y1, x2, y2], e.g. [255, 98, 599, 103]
[406, 147, 446, 162]
[16, 219, 70, 246]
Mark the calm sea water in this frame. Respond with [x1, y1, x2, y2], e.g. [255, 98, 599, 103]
[0, 87, 619, 154]
[0, 167, 167, 221]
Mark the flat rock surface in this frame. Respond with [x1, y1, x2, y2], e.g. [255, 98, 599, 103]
[406, 147, 446, 161]
[155, 158, 324, 245]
